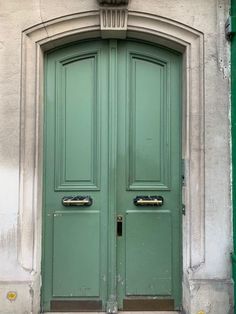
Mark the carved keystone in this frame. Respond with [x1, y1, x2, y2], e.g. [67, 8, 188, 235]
[100, 7, 128, 38]
[98, 0, 129, 38]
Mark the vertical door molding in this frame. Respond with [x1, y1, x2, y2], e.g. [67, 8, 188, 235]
[106, 40, 119, 314]
[19, 10, 205, 311]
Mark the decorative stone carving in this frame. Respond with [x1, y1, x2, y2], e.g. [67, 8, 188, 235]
[98, 0, 129, 38]
[98, 0, 129, 5]
[100, 7, 128, 38]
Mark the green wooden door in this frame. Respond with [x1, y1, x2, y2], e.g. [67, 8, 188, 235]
[116, 41, 182, 311]
[42, 39, 182, 312]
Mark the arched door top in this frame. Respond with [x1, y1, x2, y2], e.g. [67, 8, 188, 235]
[19, 9, 205, 286]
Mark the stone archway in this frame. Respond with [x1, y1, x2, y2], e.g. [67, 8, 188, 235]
[19, 8, 204, 312]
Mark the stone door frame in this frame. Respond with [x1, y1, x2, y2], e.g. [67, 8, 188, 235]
[18, 10, 205, 312]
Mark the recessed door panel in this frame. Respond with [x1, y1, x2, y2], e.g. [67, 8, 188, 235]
[52, 211, 100, 297]
[55, 55, 100, 190]
[125, 211, 172, 296]
[128, 56, 170, 190]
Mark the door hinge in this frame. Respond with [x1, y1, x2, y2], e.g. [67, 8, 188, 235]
[182, 204, 186, 216]
[225, 16, 236, 41]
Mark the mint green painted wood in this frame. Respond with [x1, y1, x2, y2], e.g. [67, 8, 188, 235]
[107, 40, 119, 312]
[55, 55, 100, 190]
[116, 41, 182, 310]
[52, 211, 100, 297]
[42, 39, 182, 312]
[126, 210, 172, 295]
[128, 55, 170, 190]
[130, 58, 162, 183]
[42, 41, 109, 311]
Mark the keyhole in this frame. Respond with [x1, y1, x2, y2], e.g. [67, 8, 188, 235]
[117, 215, 123, 237]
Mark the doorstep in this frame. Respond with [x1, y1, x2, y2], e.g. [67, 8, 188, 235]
[43, 312, 179, 314]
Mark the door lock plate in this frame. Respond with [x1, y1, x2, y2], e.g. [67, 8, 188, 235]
[117, 215, 123, 237]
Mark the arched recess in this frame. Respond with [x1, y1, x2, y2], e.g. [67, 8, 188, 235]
[19, 9, 204, 309]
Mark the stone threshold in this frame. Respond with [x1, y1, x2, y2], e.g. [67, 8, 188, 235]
[43, 312, 179, 314]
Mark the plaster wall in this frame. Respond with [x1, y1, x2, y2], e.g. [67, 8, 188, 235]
[0, 0, 232, 313]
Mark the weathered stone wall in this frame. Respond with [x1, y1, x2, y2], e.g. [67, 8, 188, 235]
[0, 0, 232, 313]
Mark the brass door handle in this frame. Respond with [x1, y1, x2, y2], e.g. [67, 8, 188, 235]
[62, 196, 93, 207]
[134, 196, 164, 206]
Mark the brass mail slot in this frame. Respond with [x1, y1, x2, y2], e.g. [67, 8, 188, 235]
[62, 196, 93, 207]
[134, 196, 164, 206]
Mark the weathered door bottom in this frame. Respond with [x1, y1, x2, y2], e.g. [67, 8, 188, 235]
[49, 299, 175, 312]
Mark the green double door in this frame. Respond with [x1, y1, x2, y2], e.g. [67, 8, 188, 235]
[42, 39, 182, 312]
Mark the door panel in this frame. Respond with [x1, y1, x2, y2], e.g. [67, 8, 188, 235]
[42, 41, 109, 311]
[116, 41, 181, 310]
[125, 210, 172, 296]
[52, 211, 100, 297]
[55, 54, 100, 190]
[42, 39, 182, 312]
[128, 55, 169, 190]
